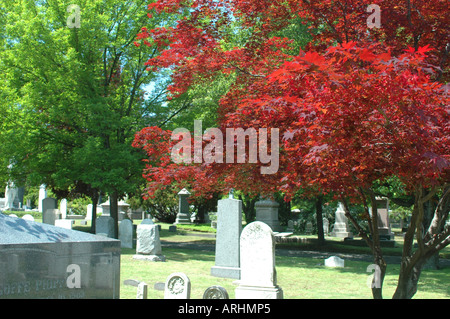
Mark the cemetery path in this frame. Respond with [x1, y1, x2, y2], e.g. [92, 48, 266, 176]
[160, 240, 450, 267]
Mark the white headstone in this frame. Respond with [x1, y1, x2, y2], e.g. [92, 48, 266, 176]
[60, 198, 67, 219]
[86, 204, 93, 220]
[164, 272, 191, 299]
[330, 202, 353, 238]
[119, 219, 133, 249]
[38, 184, 47, 212]
[22, 214, 35, 221]
[136, 282, 148, 299]
[133, 223, 165, 261]
[235, 221, 283, 299]
[324, 256, 345, 268]
[55, 219, 73, 229]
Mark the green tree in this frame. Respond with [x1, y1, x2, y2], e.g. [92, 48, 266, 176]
[0, 0, 174, 237]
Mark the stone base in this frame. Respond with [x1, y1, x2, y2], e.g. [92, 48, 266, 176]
[330, 231, 353, 238]
[174, 214, 191, 225]
[211, 266, 241, 279]
[235, 285, 283, 299]
[133, 254, 166, 262]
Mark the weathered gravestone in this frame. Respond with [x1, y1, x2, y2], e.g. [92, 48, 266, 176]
[164, 272, 191, 299]
[323, 218, 330, 236]
[255, 199, 282, 232]
[324, 256, 345, 268]
[141, 218, 154, 225]
[175, 188, 191, 225]
[119, 219, 133, 249]
[136, 282, 148, 299]
[211, 198, 242, 279]
[43, 209, 61, 226]
[330, 202, 353, 238]
[133, 223, 165, 261]
[42, 198, 57, 220]
[235, 221, 283, 299]
[203, 286, 229, 299]
[95, 216, 114, 238]
[287, 220, 294, 232]
[305, 221, 313, 235]
[374, 197, 394, 240]
[0, 213, 120, 299]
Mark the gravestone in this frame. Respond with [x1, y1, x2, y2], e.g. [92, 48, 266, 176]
[375, 197, 394, 240]
[4, 184, 19, 209]
[136, 282, 148, 299]
[324, 256, 345, 268]
[203, 286, 229, 299]
[323, 218, 329, 236]
[235, 221, 283, 299]
[43, 209, 62, 226]
[287, 220, 294, 232]
[0, 213, 120, 299]
[211, 198, 242, 279]
[330, 203, 353, 238]
[255, 199, 282, 232]
[305, 221, 313, 235]
[42, 198, 57, 221]
[164, 272, 191, 299]
[119, 219, 133, 249]
[95, 216, 114, 238]
[141, 218, 154, 225]
[55, 219, 73, 230]
[133, 223, 165, 261]
[60, 199, 67, 219]
[38, 184, 47, 213]
[169, 225, 177, 232]
[22, 214, 34, 221]
[175, 188, 191, 224]
[86, 204, 93, 220]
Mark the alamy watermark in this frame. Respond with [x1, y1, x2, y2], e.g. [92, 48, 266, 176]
[367, 4, 381, 29]
[171, 120, 279, 175]
[67, 4, 81, 28]
[366, 264, 382, 289]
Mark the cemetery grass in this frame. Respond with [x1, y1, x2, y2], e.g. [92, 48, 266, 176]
[119, 246, 450, 299]
[119, 223, 450, 299]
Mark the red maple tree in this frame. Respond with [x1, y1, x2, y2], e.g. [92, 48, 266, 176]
[133, 0, 449, 299]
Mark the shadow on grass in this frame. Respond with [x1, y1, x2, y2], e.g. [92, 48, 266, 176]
[121, 246, 215, 263]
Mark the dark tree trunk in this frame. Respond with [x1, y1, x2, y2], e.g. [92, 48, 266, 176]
[315, 195, 325, 246]
[109, 192, 119, 239]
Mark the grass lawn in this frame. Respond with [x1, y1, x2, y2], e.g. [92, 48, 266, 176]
[119, 222, 450, 299]
[119, 245, 450, 299]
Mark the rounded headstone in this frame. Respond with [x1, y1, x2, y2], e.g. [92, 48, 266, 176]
[203, 286, 229, 299]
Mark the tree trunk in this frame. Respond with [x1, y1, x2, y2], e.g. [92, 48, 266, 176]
[109, 192, 119, 239]
[315, 195, 325, 246]
[393, 256, 428, 299]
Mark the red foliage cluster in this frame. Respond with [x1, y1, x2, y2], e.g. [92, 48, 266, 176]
[133, 0, 449, 201]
